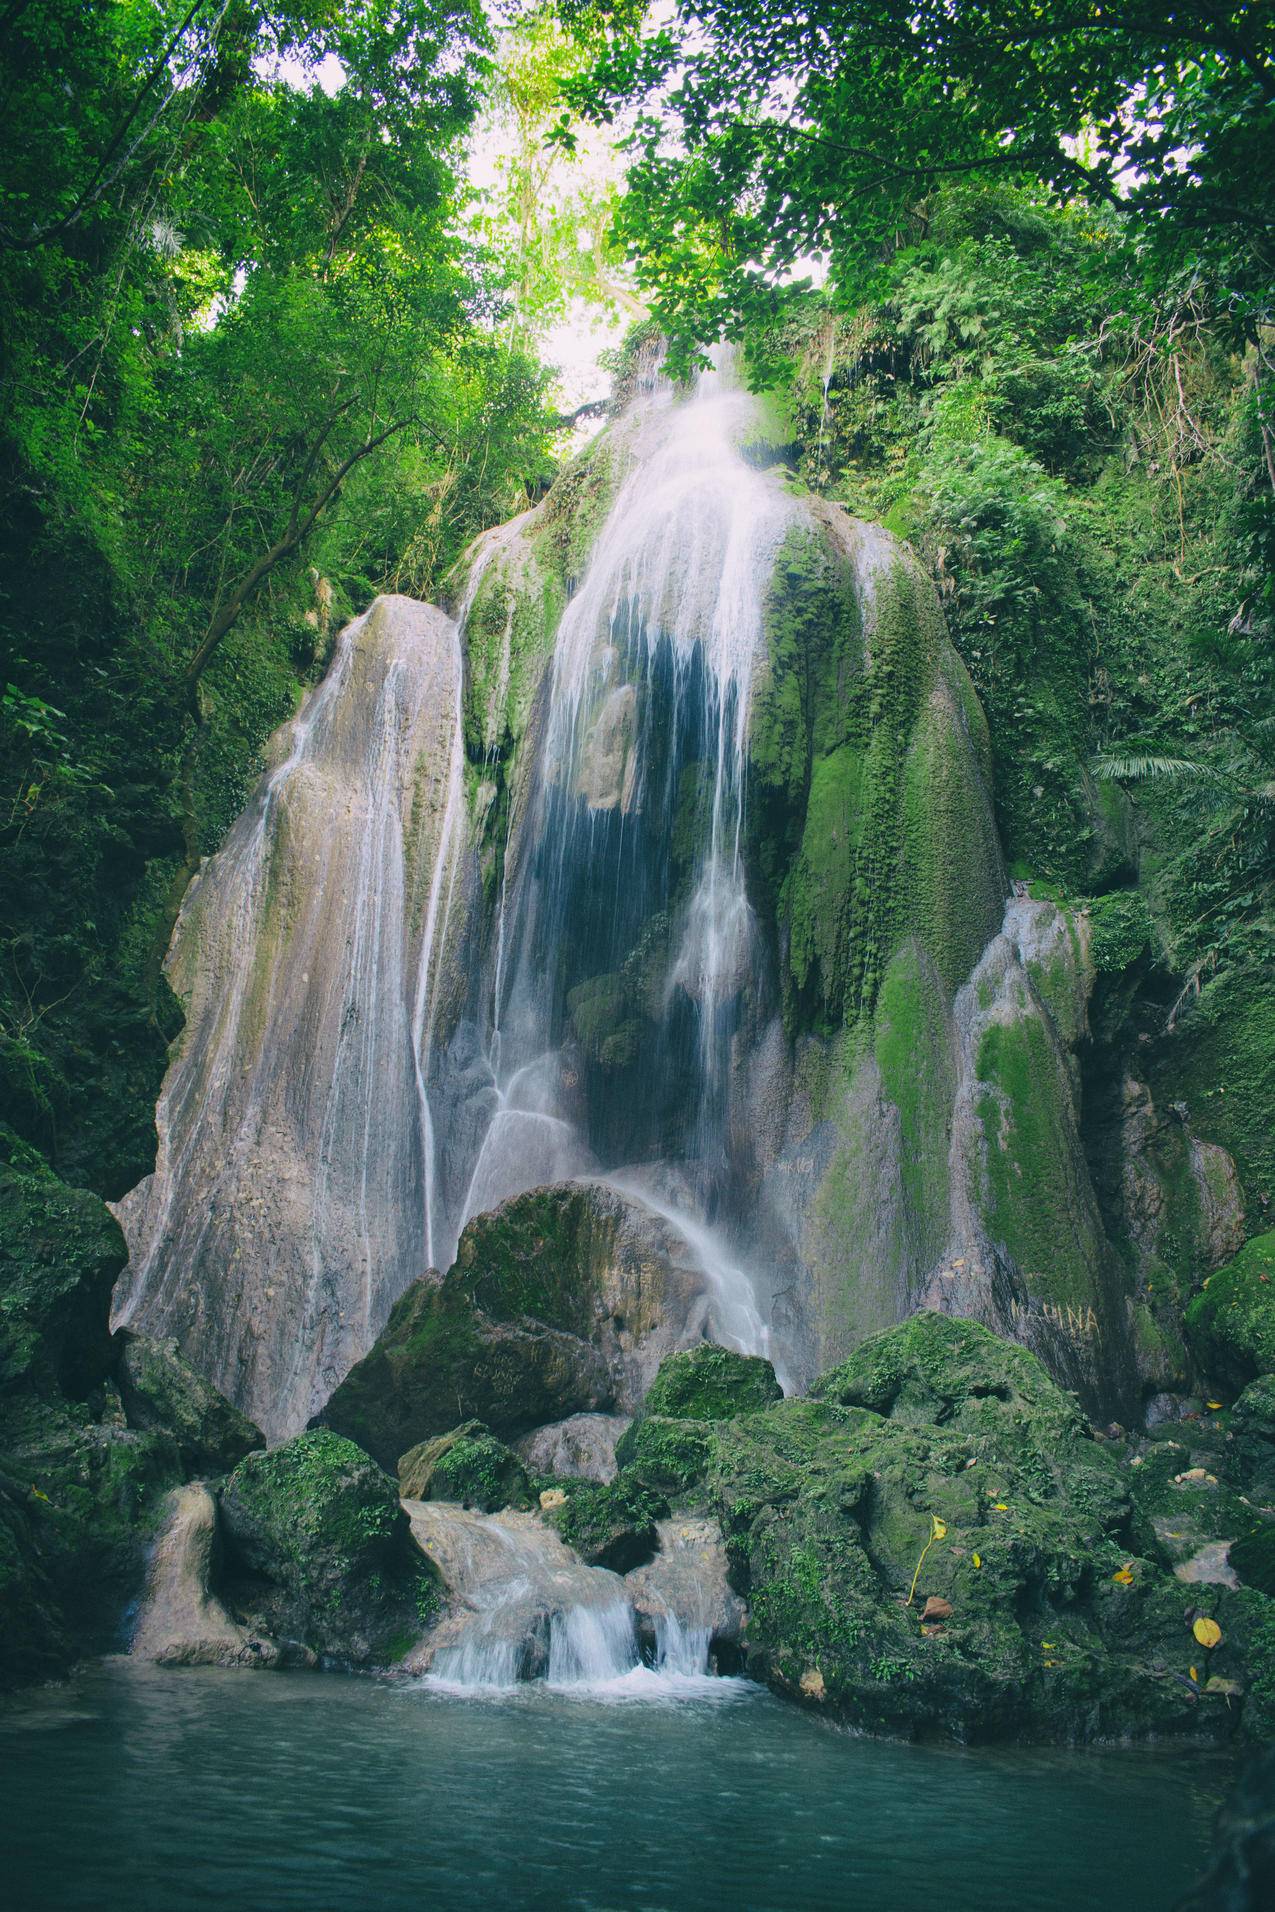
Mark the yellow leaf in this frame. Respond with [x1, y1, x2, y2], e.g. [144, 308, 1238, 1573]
[1193, 1617, 1222, 1649]
[1044, 1659, 1058, 1667]
[993, 1503, 1008, 1511]
[1042, 1641, 1056, 1649]
[1189, 1667, 1199, 1683]
[972, 1553, 982, 1569]
[1206, 1402, 1223, 1411]
[30, 1487, 49, 1503]
[931, 1516, 947, 1540]
[1113, 1569, 1134, 1585]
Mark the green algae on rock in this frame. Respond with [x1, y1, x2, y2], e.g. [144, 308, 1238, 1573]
[642, 1345, 783, 1422]
[397, 1422, 533, 1513]
[1185, 1232, 1275, 1391]
[220, 1429, 438, 1663]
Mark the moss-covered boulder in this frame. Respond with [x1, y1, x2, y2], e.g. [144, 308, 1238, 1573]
[318, 1182, 721, 1468]
[633, 1315, 1266, 1742]
[643, 1344, 783, 1421]
[0, 1166, 122, 1398]
[615, 1414, 716, 1498]
[1230, 1375, 1275, 1504]
[318, 1272, 611, 1471]
[541, 1473, 667, 1573]
[117, 1333, 263, 1476]
[397, 1422, 533, 1512]
[1185, 1232, 1275, 1391]
[219, 1429, 437, 1663]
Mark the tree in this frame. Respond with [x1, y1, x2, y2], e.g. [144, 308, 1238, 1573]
[557, 2, 1275, 360]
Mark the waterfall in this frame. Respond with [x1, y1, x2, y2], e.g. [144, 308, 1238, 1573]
[442, 354, 794, 1357]
[112, 598, 468, 1439]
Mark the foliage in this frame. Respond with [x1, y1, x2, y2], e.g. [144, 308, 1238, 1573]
[0, 1, 560, 1187]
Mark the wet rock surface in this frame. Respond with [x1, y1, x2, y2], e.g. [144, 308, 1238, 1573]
[318, 1182, 720, 1467]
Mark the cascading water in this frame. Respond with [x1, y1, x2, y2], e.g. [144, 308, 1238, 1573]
[436, 354, 796, 1361]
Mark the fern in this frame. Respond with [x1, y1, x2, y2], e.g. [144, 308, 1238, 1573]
[1093, 751, 1209, 783]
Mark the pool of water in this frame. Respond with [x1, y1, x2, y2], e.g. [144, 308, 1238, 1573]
[0, 1660, 1224, 1911]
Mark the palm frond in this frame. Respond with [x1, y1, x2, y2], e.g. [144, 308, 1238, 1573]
[1093, 751, 1209, 784]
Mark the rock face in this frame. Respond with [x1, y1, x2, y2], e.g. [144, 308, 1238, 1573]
[625, 1517, 746, 1663]
[118, 1334, 263, 1476]
[318, 1181, 718, 1468]
[622, 1317, 1269, 1741]
[219, 1429, 437, 1664]
[112, 595, 471, 1442]
[1177, 1747, 1275, 1912]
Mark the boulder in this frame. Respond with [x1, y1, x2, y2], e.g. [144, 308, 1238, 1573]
[631, 1314, 1268, 1742]
[118, 1333, 263, 1475]
[397, 1423, 533, 1512]
[318, 1181, 718, 1467]
[1186, 1232, 1275, 1391]
[318, 1273, 612, 1470]
[643, 1344, 783, 1421]
[541, 1474, 666, 1573]
[219, 1429, 438, 1664]
[625, 1517, 746, 1664]
[1230, 1375, 1275, 1503]
[517, 1412, 631, 1483]
[0, 1167, 122, 1399]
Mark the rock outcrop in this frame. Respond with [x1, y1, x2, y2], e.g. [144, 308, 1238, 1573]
[318, 1181, 720, 1467]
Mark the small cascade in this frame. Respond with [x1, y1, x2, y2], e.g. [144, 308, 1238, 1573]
[653, 1610, 712, 1678]
[408, 1501, 746, 1701]
[545, 1600, 639, 1687]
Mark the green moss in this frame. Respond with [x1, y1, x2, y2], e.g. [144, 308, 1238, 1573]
[397, 1422, 533, 1513]
[543, 1472, 668, 1572]
[0, 1165, 123, 1398]
[974, 1012, 1103, 1312]
[873, 943, 954, 1270]
[643, 1344, 783, 1420]
[1085, 890, 1152, 973]
[220, 1429, 434, 1663]
[1184, 1230, 1275, 1389]
[614, 1415, 715, 1498]
[1152, 957, 1275, 1211]
[452, 1187, 605, 1338]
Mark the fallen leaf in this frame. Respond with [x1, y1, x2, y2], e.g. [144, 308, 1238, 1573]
[1206, 1402, 1223, 1411]
[1189, 1666, 1198, 1682]
[931, 1516, 948, 1541]
[993, 1503, 1009, 1512]
[1043, 1659, 1058, 1667]
[1113, 1568, 1135, 1586]
[972, 1553, 982, 1569]
[922, 1596, 953, 1622]
[1193, 1616, 1222, 1649]
[1042, 1641, 1056, 1649]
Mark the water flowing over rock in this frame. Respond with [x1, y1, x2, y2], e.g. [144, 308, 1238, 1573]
[131, 1484, 281, 1669]
[112, 596, 469, 1439]
[113, 348, 1150, 1436]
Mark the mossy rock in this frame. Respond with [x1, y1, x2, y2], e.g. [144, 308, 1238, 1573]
[398, 1422, 533, 1513]
[0, 1470, 72, 1689]
[220, 1429, 438, 1663]
[643, 1344, 783, 1421]
[317, 1273, 611, 1470]
[651, 1316, 1265, 1743]
[543, 1472, 668, 1573]
[117, 1332, 263, 1476]
[614, 1414, 716, 1498]
[0, 1166, 123, 1398]
[1184, 1232, 1275, 1391]
[1230, 1525, 1275, 1599]
[1229, 1375, 1275, 1503]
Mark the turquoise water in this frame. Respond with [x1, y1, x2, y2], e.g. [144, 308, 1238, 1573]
[0, 1661, 1223, 1911]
